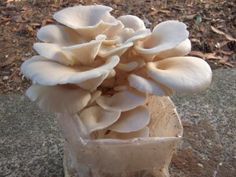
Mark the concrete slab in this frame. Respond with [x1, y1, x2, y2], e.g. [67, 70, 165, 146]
[0, 69, 235, 177]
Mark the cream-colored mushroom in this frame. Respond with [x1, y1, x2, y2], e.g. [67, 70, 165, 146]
[78, 73, 109, 91]
[53, 5, 119, 38]
[155, 39, 191, 59]
[128, 74, 168, 96]
[79, 105, 121, 133]
[88, 91, 102, 105]
[21, 55, 119, 90]
[37, 24, 82, 46]
[26, 85, 91, 113]
[96, 89, 146, 111]
[135, 20, 189, 59]
[117, 59, 146, 72]
[33, 43, 73, 65]
[98, 42, 133, 58]
[124, 29, 151, 44]
[117, 61, 139, 72]
[108, 106, 150, 133]
[147, 56, 212, 94]
[117, 15, 146, 32]
[33, 36, 105, 66]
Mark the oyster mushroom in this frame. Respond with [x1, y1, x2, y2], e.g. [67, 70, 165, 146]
[79, 105, 121, 133]
[96, 89, 146, 112]
[135, 20, 189, 59]
[37, 24, 82, 46]
[21, 55, 119, 91]
[53, 5, 119, 38]
[146, 56, 212, 94]
[26, 85, 91, 113]
[108, 106, 150, 133]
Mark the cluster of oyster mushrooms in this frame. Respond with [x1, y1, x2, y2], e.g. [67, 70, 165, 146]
[21, 5, 212, 140]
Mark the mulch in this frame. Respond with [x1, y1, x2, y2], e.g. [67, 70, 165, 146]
[0, 0, 235, 93]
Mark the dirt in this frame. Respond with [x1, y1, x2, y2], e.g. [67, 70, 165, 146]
[0, 0, 235, 94]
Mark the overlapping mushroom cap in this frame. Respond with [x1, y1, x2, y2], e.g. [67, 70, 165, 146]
[21, 5, 212, 140]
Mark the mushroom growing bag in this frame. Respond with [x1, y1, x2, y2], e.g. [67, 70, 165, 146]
[61, 96, 183, 177]
[21, 4, 212, 177]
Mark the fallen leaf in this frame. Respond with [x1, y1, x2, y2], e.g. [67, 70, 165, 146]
[220, 50, 234, 55]
[0, 57, 15, 67]
[190, 51, 223, 60]
[190, 51, 205, 59]
[211, 26, 236, 41]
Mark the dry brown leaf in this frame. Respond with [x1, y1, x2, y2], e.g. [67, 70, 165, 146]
[185, 14, 196, 20]
[220, 50, 234, 55]
[190, 51, 223, 60]
[30, 23, 41, 27]
[190, 51, 205, 59]
[211, 26, 236, 41]
[0, 57, 15, 67]
[42, 18, 54, 26]
[158, 9, 171, 14]
[204, 53, 222, 60]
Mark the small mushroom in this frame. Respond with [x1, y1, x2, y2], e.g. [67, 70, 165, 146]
[98, 42, 133, 58]
[26, 85, 91, 113]
[53, 5, 119, 38]
[37, 24, 82, 46]
[33, 37, 105, 66]
[21, 55, 119, 90]
[79, 105, 121, 133]
[135, 20, 189, 59]
[96, 89, 146, 111]
[155, 39, 191, 59]
[108, 106, 150, 133]
[117, 15, 146, 32]
[147, 56, 212, 94]
[128, 74, 168, 96]
[117, 61, 139, 72]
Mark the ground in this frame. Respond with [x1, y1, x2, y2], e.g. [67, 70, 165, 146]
[0, 69, 235, 177]
[0, 0, 235, 93]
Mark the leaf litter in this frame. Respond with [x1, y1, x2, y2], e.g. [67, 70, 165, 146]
[0, 0, 235, 93]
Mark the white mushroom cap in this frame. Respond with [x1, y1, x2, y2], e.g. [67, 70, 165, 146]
[128, 74, 167, 96]
[79, 105, 121, 133]
[53, 5, 119, 38]
[135, 20, 189, 59]
[118, 15, 146, 32]
[117, 61, 139, 72]
[37, 24, 82, 46]
[33, 43, 73, 65]
[98, 42, 133, 58]
[26, 85, 91, 113]
[124, 29, 151, 44]
[108, 106, 150, 133]
[21, 55, 119, 90]
[147, 56, 212, 94]
[155, 39, 191, 59]
[33, 37, 105, 66]
[88, 90, 102, 105]
[96, 89, 146, 112]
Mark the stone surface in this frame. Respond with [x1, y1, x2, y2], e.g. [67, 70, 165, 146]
[0, 95, 64, 177]
[170, 69, 236, 177]
[0, 69, 235, 177]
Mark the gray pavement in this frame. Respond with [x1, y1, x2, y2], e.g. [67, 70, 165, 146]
[0, 69, 235, 177]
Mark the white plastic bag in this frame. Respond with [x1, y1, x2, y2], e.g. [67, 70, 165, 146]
[58, 96, 183, 177]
